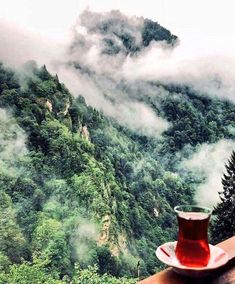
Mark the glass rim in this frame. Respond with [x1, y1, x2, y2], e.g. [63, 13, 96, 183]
[174, 205, 212, 215]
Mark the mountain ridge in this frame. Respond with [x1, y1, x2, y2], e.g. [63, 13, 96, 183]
[0, 12, 234, 282]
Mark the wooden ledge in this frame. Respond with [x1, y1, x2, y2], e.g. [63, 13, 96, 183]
[138, 236, 235, 284]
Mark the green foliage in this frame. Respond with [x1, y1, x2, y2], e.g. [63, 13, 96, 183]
[96, 245, 118, 275]
[31, 214, 72, 277]
[0, 191, 27, 263]
[0, 61, 234, 282]
[161, 90, 228, 154]
[72, 265, 137, 284]
[211, 151, 235, 243]
[88, 11, 178, 56]
[0, 253, 11, 273]
[0, 262, 64, 284]
[0, 263, 136, 284]
[142, 19, 177, 46]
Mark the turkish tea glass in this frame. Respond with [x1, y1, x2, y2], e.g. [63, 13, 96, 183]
[174, 205, 212, 267]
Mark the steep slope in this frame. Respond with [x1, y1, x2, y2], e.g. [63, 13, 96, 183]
[1, 57, 235, 281]
[0, 62, 178, 278]
[0, 12, 235, 282]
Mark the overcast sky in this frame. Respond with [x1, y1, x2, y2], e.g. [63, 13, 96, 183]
[1, 0, 235, 92]
[1, 0, 235, 97]
[1, 0, 235, 48]
[1, 0, 235, 102]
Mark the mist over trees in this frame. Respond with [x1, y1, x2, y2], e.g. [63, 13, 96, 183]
[0, 10, 234, 283]
[0, 58, 234, 283]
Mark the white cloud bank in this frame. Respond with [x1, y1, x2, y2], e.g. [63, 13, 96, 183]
[182, 139, 235, 208]
[1, 2, 235, 136]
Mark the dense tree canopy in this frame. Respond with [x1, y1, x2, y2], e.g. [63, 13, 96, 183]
[0, 61, 234, 282]
[211, 151, 235, 243]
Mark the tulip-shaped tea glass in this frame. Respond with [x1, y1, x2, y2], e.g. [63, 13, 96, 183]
[174, 205, 212, 267]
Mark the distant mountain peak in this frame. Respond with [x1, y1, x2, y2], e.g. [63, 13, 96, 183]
[71, 10, 177, 56]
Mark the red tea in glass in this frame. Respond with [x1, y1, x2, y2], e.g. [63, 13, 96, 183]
[174, 205, 212, 267]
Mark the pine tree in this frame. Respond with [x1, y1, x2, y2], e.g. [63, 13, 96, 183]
[211, 151, 235, 243]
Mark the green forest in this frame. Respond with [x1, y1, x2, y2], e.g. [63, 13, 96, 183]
[0, 59, 234, 284]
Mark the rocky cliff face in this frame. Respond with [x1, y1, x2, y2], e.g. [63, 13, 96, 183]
[81, 125, 90, 141]
[36, 98, 53, 112]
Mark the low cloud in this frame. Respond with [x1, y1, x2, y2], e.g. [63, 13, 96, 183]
[53, 10, 175, 136]
[0, 108, 28, 176]
[71, 218, 99, 266]
[112, 101, 169, 136]
[2, 9, 235, 137]
[0, 19, 66, 69]
[121, 44, 235, 103]
[182, 139, 235, 208]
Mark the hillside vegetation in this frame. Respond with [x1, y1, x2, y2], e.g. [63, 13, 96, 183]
[0, 59, 234, 283]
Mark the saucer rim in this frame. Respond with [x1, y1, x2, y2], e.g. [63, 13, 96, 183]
[156, 241, 229, 271]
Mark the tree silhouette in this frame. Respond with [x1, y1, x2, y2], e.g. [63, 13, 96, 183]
[211, 151, 235, 243]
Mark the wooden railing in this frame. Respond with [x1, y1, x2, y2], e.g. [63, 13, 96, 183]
[138, 236, 235, 284]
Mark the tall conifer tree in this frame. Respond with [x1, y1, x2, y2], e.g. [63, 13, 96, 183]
[211, 151, 235, 243]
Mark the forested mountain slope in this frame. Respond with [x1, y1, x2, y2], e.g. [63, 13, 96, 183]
[0, 12, 235, 284]
[0, 60, 234, 282]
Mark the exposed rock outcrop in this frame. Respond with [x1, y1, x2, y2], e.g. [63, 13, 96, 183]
[60, 101, 70, 116]
[111, 233, 128, 257]
[98, 215, 129, 257]
[81, 125, 90, 141]
[36, 98, 53, 112]
[98, 215, 111, 246]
